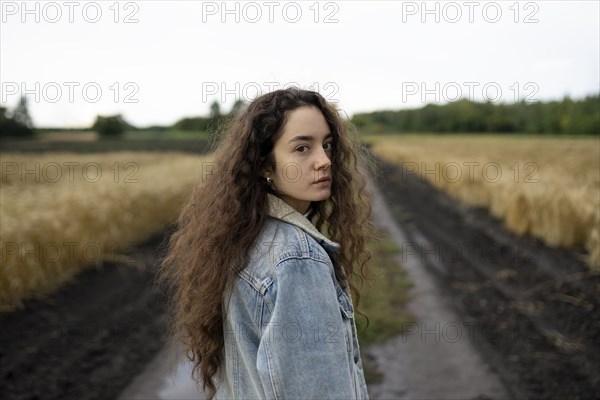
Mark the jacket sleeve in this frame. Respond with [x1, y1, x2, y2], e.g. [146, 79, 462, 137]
[256, 256, 356, 400]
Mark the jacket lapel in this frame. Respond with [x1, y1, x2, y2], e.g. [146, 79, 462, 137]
[267, 193, 340, 252]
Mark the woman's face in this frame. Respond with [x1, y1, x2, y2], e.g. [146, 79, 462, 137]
[265, 106, 333, 214]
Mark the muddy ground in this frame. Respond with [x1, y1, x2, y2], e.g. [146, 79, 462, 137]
[1, 154, 598, 400]
[374, 157, 600, 400]
[0, 231, 173, 400]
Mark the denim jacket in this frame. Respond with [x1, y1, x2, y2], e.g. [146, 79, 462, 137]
[214, 193, 369, 400]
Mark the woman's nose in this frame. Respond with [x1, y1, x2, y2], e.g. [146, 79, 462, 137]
[314, 148, 332, 170]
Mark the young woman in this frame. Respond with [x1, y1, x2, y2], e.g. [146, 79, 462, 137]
[157, 87, 380, 399]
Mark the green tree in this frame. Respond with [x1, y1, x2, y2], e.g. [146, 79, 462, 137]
[208, 99, 226, 132]
[350, 95, 599, 135]
[174, 116, 211, 131]
[13, 96, 33, 129]
[210, 100, 222, 121]
[229, 99, 247, 117]
[0, 98, 34, 138]
[92, 114, 128, 137]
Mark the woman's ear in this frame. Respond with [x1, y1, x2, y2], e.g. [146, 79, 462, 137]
[260, 160, 273, 178]
[261, 172, 272, 182]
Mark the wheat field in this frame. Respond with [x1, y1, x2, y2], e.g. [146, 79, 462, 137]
[0, 151, 213, 312]
[365, 134, 600, 270]
[2, 136, 598, 311]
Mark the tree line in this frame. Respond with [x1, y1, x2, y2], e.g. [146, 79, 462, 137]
[2, 94, 597, 138]
[351, 95, 599, 135]
[0, 98, 247, 138]
[171, 99, 247, 132]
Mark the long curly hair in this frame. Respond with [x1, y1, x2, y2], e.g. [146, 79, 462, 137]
[156, 87, 382, 399]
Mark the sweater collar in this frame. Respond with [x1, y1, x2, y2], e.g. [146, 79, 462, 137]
[267, 193, 340, 252]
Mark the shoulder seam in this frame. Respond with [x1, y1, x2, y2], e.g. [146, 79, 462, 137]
[273, 254, 330, 274]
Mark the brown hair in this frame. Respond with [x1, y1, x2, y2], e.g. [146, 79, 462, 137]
[156, 87, 381, 399]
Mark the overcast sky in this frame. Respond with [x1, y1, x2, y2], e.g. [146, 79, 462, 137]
[1, 0, 598, 128]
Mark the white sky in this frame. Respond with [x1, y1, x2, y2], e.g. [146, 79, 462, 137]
[1, 0, 599, 128]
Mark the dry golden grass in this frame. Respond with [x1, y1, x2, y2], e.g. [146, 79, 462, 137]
[0, 151, 213, 312]
[364, 134, 600, 270]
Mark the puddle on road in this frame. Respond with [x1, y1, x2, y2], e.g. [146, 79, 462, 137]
[158, 359, 205, 400]
[118, 343, 208, 400]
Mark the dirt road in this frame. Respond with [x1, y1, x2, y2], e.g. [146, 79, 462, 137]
[364, 167, 511, 400]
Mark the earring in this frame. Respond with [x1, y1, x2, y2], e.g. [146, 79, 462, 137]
[266, 177, 273, 185]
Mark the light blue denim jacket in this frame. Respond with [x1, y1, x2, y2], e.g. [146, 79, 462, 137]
[214, 193, 369, 400]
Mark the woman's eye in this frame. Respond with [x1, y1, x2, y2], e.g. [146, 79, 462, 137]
[297, 142, 333, 153]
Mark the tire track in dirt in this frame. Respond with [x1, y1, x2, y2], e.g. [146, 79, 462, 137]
[362, 164, 512, 400]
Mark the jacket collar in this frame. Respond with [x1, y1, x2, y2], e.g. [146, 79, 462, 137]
[267, 193, 340, 252]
